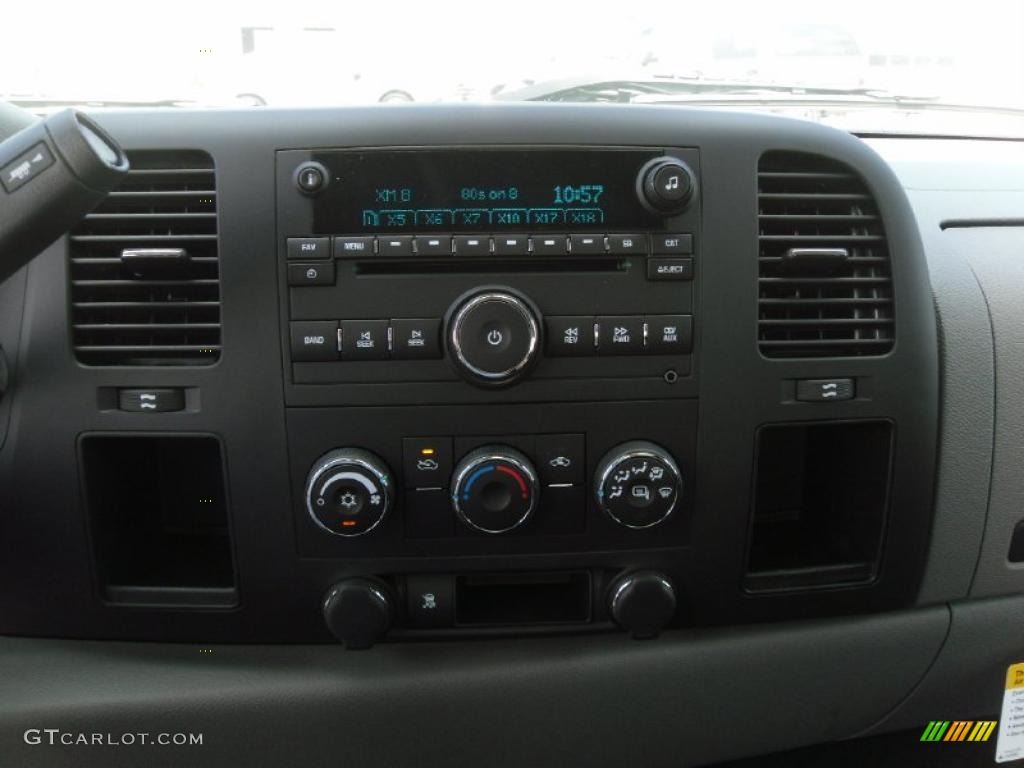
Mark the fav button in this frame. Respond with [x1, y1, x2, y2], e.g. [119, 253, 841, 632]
[286, 237, 331, 259]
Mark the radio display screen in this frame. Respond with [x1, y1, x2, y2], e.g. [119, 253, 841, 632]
[311, 148, 666, 233]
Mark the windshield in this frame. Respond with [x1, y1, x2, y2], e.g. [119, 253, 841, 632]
[6, 0, 1024, 135]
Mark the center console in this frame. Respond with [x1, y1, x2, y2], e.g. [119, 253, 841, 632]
[277, 146, 703, 644]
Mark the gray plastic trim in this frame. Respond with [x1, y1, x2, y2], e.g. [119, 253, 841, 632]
[0, 607, 947, 768]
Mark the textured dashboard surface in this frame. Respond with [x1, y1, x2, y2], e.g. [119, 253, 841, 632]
[0, 608, 947, 768]
[871, 138, 1024, 601]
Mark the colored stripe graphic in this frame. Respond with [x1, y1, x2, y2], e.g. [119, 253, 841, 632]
[969, 721, 997, 742]
[945, 721, 972, 741]
[921, 721, 950, 741]
[920, 720, 996, 742]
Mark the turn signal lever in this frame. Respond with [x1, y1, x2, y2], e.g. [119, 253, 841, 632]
[0, 105, 129, 284]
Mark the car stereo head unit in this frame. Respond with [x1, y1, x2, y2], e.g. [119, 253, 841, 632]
[276, 145, 701, 405]
[305, 148, 673, 232]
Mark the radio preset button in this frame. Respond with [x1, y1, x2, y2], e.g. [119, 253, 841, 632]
[531, 235, 568, 255]
[646, 315, 693, 354]
[608, 234, 646, 254]
[569, 234, 606, 254]
[492, 235, 529, 256]
[414, 235, 452, 256]
[453, 235, 490, 256]
[546, 316, 596, 357]
[341, 320, 389, 360]
[288, 261, 335, 286]
[391, 318, 441, 360]
[652, 233, 693, 254]
[287, 237, 331, 260]
[334, 236, 375, 258]
[378, 235, 415, 256]
[596, 316, 644, 354]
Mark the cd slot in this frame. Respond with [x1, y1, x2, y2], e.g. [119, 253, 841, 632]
[356, 256, 628, 275]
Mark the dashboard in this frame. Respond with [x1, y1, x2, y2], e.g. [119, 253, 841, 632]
[0, 103, 1022, 767]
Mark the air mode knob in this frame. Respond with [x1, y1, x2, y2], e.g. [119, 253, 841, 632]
[636, 157, 696, 215]
[451, 446, 540, 533]
[305, 449, 395, 537]
[594, 441, 683, 529]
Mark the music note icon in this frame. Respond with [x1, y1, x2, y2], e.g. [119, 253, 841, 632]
[664, 175, 680, 191]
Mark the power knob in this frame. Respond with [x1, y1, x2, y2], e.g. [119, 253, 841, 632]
[446, 289, 541, 388]
[636, 157, 696, 215]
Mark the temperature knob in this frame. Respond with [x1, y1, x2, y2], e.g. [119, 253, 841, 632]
[451, 446, 539, 533]
[305, 449, 395, 537]
[636, 157, 696, 215]
[594, 441, 682, 529]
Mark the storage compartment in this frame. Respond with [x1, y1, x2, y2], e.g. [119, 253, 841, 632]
[745, 420, 893, 592]
[80, 434, 237, 607]
[455, 571, 591, 626]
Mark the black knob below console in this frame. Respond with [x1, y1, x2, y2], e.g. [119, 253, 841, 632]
[323, 578, 393, 649]
[305, 449, 395, 537]
[595, 441, 683, 529]
[609, 571, 677, 639]
[451, 446, 539, 534]
[637, 157, 696, 215]
[447, 290, 540, 387]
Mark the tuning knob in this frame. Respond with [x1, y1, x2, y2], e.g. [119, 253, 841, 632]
[594, 441, 682, 529]
[451, 446, 539, 533]
[609, 571, 677, 639]
[305, 449, 395, 537]
[323, 578, 393, 649]
[636, 157, 696, 215]
[446, 289, 541, 387]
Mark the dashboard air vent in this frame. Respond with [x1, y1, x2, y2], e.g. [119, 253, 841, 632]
[69, 150, 220, 365]
[757, 151, 894, 358]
